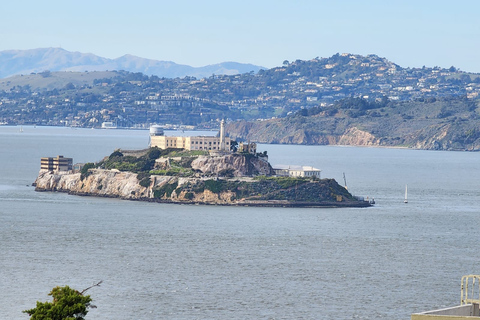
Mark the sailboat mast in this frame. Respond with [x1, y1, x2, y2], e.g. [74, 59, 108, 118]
[404, 184, 408, 203]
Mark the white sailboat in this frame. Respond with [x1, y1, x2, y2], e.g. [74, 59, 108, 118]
[404, 184, 408, 203]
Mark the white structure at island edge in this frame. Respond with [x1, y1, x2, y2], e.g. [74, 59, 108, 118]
[149, 120, 232, 152]
[273, 165, 321, 179]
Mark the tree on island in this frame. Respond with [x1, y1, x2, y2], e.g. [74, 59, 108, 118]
[230, 140, 238, 152]
[23, 281, 102, 320]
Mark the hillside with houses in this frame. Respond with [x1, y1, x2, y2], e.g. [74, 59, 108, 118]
[1, 53, 479, 128]
[2, 53, 480, 150]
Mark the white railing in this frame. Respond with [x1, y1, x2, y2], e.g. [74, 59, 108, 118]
[461, 275, 480, 305]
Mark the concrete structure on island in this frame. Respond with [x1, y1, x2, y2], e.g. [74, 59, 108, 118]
[40, 155, 73, 172]
[150, 120, 232, 152]
[273, 165, 321, 179]
[237, 141, 257, 154]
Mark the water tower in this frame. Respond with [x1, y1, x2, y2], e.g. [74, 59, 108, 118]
[149, 125, 164, 147]
[149, 125, 164, 136]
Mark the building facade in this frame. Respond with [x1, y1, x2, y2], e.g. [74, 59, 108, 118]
[273, 165, 321, 179]
[41, 155, 73, 172]
[150, 120, 231, 152]
[237, 142, 257, 154]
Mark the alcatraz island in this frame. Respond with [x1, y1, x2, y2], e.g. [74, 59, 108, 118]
[33, 122, 372, 208]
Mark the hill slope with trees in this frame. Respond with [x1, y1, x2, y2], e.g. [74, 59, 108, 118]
[226, 96, 480, 151]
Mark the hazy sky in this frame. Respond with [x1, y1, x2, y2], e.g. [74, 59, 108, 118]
[2, 0, 480, 72]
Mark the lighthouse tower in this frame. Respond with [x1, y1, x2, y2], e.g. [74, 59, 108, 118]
[219, 119, 226, 151]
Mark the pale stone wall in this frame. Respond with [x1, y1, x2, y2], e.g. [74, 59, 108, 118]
[151, 135, 231, 151]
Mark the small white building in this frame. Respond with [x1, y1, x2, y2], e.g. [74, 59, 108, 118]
[273, 165, 321, 179]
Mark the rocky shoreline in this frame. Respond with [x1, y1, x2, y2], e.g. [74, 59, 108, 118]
[33, 169, 371, 208]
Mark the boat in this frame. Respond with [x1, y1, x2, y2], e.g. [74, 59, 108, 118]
[404, 184, 408, 203]
[412, 275, 480, 319]
[101, 121, 117, 129]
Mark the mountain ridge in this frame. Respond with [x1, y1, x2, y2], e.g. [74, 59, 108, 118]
[0, 48, 264, 79]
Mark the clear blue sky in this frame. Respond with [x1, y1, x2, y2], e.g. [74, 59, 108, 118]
[2, 0, 480, 72]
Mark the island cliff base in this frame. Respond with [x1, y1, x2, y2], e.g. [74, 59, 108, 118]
[33, 169, 371, 208]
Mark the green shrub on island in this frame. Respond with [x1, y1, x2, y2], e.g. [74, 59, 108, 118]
[204, 179, 224, 193]
[254, 175, 310, 188]
[136, 172, 152, 187]
[98, 147, 206, 175]
[153, 181, 179, 198]
[99, 147, 175, 173]
[80, 162, 96, 180]
[147, 148, 161, 160]
[139, 177, 151, 188]
[109, 150, 123, 159]
[166, 150, 209, 157]
[150, 167, 195, 177]
[184, 192, 194, 200]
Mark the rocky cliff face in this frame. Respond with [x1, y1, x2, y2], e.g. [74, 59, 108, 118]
[226, 119, 381, 147]
[337, 127, 379, 146]
[191, 154, 273, 176]
[34, 169, 236, 204]
[226, 110, 480, 151]
[406, 123, 480, 151]
[35, 169, 150, 199]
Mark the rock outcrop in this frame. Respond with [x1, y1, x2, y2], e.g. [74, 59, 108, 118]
[191, 154, 273, 177]
[337, 127, 379, 146]
[35, 169, 151, 199]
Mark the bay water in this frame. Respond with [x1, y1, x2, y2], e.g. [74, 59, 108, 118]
[1, 126, 480, 319]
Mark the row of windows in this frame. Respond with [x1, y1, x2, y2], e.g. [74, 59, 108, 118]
[153, 137, 231, 149]
[162, 140, 231, 146]
[191, 146, 221, 150]
[191, 141, 230, 145]
[289, 171, 320, 177]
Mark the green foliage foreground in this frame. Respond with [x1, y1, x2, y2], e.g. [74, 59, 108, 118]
[23, 282, 101, 320]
